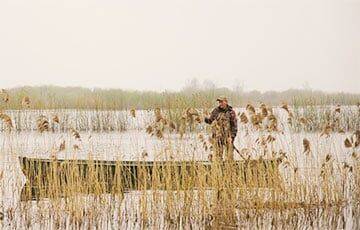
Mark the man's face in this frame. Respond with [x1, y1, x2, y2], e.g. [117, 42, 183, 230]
[218, 100, 228, 109]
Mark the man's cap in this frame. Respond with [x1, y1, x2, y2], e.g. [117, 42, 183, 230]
[216, 96, 228, 102]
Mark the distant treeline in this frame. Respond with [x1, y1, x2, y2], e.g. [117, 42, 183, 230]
[1, 85, 359, 110]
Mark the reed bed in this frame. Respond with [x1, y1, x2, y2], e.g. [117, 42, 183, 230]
[0, 110, 130, 132]
[2, 143, 359, 229]
[1, 86, 359, 110]
[0, 101, 359, 228]
[1, 104, 359, 134]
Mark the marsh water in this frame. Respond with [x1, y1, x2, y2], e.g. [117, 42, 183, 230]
[0, 108, 359, 229]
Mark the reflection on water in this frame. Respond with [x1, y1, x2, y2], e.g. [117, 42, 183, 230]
[2, 191, 360, 229]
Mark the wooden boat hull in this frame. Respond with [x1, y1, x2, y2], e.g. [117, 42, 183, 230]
[19, 157, 282, 201]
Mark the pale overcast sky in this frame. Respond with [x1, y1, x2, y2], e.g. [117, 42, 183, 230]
[0, 0, 359, 92]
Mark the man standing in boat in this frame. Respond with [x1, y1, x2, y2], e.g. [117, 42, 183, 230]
[204, 96, 238, 160]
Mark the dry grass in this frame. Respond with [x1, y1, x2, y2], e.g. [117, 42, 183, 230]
[13, 141, 359, 228]
[0, 99, 359, 228]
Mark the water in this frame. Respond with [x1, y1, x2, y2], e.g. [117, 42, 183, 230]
[0, 108, 359, 229]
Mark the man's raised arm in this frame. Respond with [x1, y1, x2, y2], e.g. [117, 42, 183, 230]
[204, 108, 218, 124]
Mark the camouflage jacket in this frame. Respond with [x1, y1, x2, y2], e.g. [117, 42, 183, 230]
[204, 105, 238, 138]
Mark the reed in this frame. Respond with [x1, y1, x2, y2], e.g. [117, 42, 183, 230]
[1, 86, 360, 110]
[0, 97, 359, 228]
[14, 145, 359, 228]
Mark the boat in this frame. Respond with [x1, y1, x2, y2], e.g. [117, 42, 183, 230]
[19, 156, 282, 201]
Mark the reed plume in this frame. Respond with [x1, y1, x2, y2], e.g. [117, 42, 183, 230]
[335, 105, 341, 113]
[168, 121, 176, 132]
[73, 144, 80, 150]
[239, 112, 248, 124]
[52, 115, 60, 124]
[36, 115, 49, 133]
[146, 125, 153, 134]
[344, 130, 360, 148]
[320, 124, 333, 137]
[303, 138, 311, 154]
[250, 113, 262, 129]
[1, 89, 9, 103]
[22, 96, 31, 108]
[266, 135, 276, 143]
[246, 103, 255, 114]
[130, 108, 136, 118]
[59, 140, 66, 151]
[70, 128, 81, 141]
[198, 133, 209, 151]
[154, 108, 163, 122]
[298, 117, 308, 126]
[344, 138, 352, 148]
[281, 102, 294, 119]
[267, 114, 278, 132]
[281, 102, 290, 113]
[0, 112, 13, 129]
[260, 103, 268, 117]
